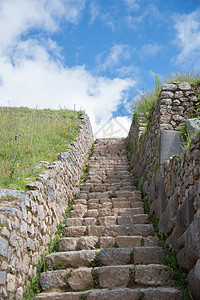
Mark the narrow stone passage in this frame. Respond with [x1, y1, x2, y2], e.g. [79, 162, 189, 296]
[35, 138, 183, 300]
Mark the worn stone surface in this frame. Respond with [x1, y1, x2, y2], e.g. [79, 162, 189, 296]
[99, 248, 131, 265]
[142, 287, 183, 300]
[94, 266, 131, 288]
[87, 288, 140, 300]
[68, 267, 93, 290]
[116, 236, 142, 248]
[187, 259, 200, 300]
[57, 238, 78, 251]
[159, 130, 183, 165]
[45, 250, 97, 268]
[133, 247, 165, 264]
[0, 237, 8, 258]
[77, 236, 98, 250]
[0, 272, 6, 285]
[187, 118, 200, 138]
[40, 270, 68, 292]
[99, 237, 115, 248]
[135, 264, 174, 286]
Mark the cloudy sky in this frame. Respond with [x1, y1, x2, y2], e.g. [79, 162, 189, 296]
[0, 0, 199, 138]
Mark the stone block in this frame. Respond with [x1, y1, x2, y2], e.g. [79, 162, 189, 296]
[84, 209, 99, 218]
[87, 226, 105, 237]
[7, 273, 16, 292]
[87, 288, 139, 300]
[179, 82, 191, 90]
[104, 225, 127, 237]
[68, 267, 93, 290]
[133, 247, 165, 264]
[99, 237, 115, 248]
[93, 265, 131, 288]
[117, 216, 133, 226]
[77, 236, 98, 250]
[176, 195, 195, 237]
[159, 194, 179, 234]
[159, 130, 183, 165]
[57, 238, 78, 251]
[187, 118, 200, 139]
[133, 214, 148, 224]
[187, 259, 200, 300]
[82, 218, 97, 226]
[0, 236, 8, 258]
[0, 272, 6, 285]
[40, 270, 69, 292]
[45, 250, 97, 268]
[128, 224, 155, 237]
[116, 236, 142, 248]
[135, 264, 174, 286]
[63, 226, 87, 237]
[99, 248, 131, 265]
[142, 287, 183, 300]
[65, 218, 83, 227]
[98, 217, 116, 226]
[161, 84, 177, 91]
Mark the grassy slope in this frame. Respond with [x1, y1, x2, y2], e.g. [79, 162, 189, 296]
[0, 107, 84, 190]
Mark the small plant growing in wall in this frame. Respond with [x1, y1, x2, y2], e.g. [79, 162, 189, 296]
[90, 254, 103, 267]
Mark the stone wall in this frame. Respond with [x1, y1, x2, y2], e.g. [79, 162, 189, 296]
[127, 82, 200, 299]
[0, 115, 93, 299]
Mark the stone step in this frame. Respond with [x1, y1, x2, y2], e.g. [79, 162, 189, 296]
[35, 287, 183, 300]
[63, 223, 155, 238]
[57, 235, 160, 251]
[64, 214, 148, 229]
[45, 247, 164, 270]
[38, 263, 176, 293]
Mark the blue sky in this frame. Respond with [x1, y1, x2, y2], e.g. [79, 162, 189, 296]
[0, 0, 200, 137]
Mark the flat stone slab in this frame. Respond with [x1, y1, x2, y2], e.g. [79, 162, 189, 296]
[135, 264, 174, 286]
[99, 248, 131, 265]
[133, 246, 165, 264]
[68, 267, 93, 290]
[93, 265, 131, 288]
[40, 270, 68, 292]
[35, 287, 183, 300]
[116, 236, 142, 248]
[45, 250, 98, 268]
[159, 130, 183, 165]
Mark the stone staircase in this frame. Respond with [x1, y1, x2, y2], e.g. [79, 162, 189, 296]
[35, 138, 183, 300]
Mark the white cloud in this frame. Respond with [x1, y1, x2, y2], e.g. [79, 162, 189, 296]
[97, 44, 134, 72]
[173, 9, 200, 69]
[0, 0, 86, 54]
[123, 0, 140, 11]
[89, 0, 101, 24]
[139, 43, 162, 58]
[0, 1, 135, 137]
[88, 0, 115, 31]
[127, 4, 162, 30]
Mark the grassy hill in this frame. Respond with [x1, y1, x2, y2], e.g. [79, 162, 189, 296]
[0, 107, 83, 190]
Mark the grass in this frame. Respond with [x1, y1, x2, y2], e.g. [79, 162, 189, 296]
[132, 72, 200, 128]
[0, 107, 84, 190]
[163, 72, 200, 85]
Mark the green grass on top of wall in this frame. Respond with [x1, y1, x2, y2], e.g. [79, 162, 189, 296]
[0, 107, 84, 190]
[132, 72, 200, 126]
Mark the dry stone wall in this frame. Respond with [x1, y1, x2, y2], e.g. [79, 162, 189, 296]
[127, 82, 200, 299]
[0, 115, 93, 299]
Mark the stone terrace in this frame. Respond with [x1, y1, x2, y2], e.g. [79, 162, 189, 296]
[35, 138, 183, 300]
